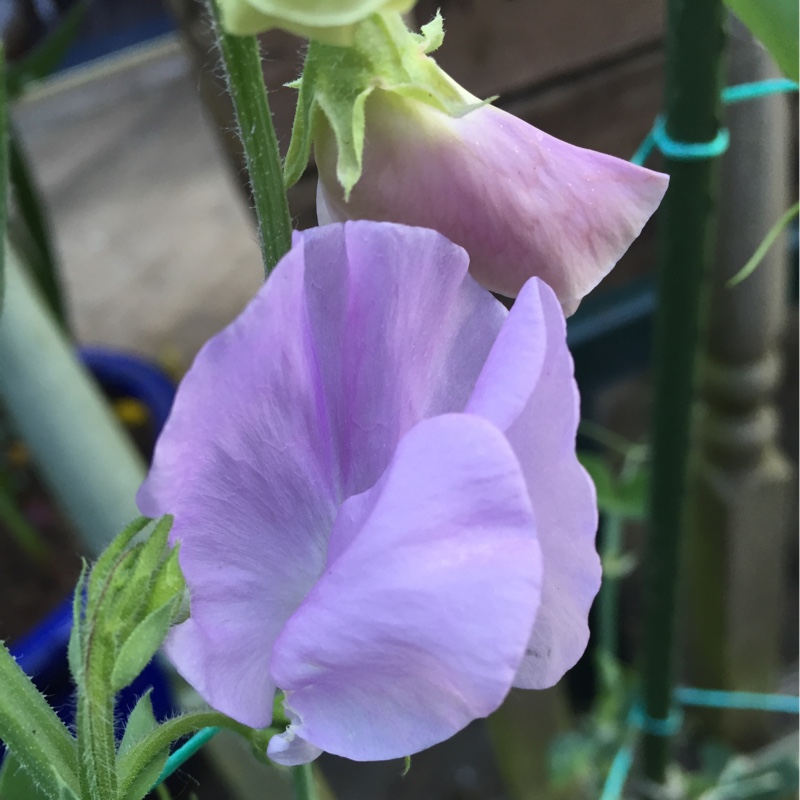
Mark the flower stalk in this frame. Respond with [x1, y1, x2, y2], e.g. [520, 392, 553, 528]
[291, 763, 319, 800]
[206, 0, 292, 275]
[640, 0, 727, 784]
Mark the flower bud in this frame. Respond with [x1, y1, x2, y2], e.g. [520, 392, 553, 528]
[315, 88, 668, 314]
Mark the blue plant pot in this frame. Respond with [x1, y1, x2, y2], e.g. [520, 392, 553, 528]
[3, 348, 178, 752]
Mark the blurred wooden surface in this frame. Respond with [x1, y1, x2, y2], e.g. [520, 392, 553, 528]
[414, 0, 663, 97]
[12, 40, 264, 367]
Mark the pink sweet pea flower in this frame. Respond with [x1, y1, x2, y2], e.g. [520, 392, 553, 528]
[316, 91, 669, 314]
[138, 221, 600, 764]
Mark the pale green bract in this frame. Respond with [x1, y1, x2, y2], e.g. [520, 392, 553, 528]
[725, 0, 798, 81]
[284, 11, 491, 199]
[217, 0, 415, 42]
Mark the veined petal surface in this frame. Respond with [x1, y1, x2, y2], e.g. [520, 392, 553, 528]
[467, 278, 601, 688]
[268, 414, 541, 763]
[316, 91, 669, 313]
[138, 222, 506, 726]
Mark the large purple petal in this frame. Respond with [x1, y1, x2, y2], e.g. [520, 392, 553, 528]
[316, 92, 669, 313]
[138, 221, 508, 725]
[267, 414, 542, 763]
[467, 278, 601, 688]
[300, 222, 507, 498]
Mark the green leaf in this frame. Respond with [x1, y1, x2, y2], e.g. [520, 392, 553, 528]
[0, 44, 7, 316]
[77, 518, 158, 800]
[111, 599, 179, 692]
[6, 0, 91, 99]
[0, 757, 78, 800]
[120, 693, 159, 757]
[7, 131, 67, 329]
[727, 201, 799, 287]
[0, 643, 80, 798]
[147, 544, 184, 613]
[724, 0, 798, 80]
[118, 694, 169, 800]
[0, 754, 50, 800]
[116, 712, 248, 800]
[67, 561, 88, 683]
[578, 452, 649, 521]
[85, 516, 151, 621]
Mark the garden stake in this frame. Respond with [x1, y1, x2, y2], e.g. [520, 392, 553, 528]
[640, 0, 727, 785]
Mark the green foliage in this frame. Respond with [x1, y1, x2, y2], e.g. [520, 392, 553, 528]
[0, 45, 6, 315]
[5, 0, 90, 99]
[725, 0, 799, 81]
[0, 514, 263, 799]
[117, 693, 170, 800]
[0, 754, 50, 800]
[7, 132, 67, 330]
[1, 0, 90, 330]
[727, 201, 799, 288]
[578, 452, 649, 522]
[70, 516, 184, 800]
[0, 754, 76, 800]
[0, 643, 80, 798]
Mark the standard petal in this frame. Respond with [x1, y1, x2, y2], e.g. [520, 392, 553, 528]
[316, 91, 669, 312]
[467, 278, 601, 688]
[268, 414, 542, 762]
[300, 221, 506, 498]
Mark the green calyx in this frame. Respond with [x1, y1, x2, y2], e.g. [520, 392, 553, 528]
[217, 0, 414, 42]
[284, 11, 490, 199]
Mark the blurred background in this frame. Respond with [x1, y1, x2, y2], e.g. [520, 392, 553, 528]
[0, 0, 797, 798]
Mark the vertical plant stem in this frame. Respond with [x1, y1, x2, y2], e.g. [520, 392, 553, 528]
[292, 763, 320, 800]
[206, 0, 293, 275]
[0, 45, 7, 313]
[597, 514, 624, 673]
[640, 0, 727, 784]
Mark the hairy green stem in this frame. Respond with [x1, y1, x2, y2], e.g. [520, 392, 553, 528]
[206, 0, 293, 275]
[292, 762, 320, 800]
[640, 0, 727, 784]
[0, 45, 6, 313]
[597, 513, 624, 675]
[77, 674, 117, 800]
[118, 713, 251, 797]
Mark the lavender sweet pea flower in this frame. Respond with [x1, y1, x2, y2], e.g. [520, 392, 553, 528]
[315, 91, 669, 314]
[138, 221, 600, 764]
